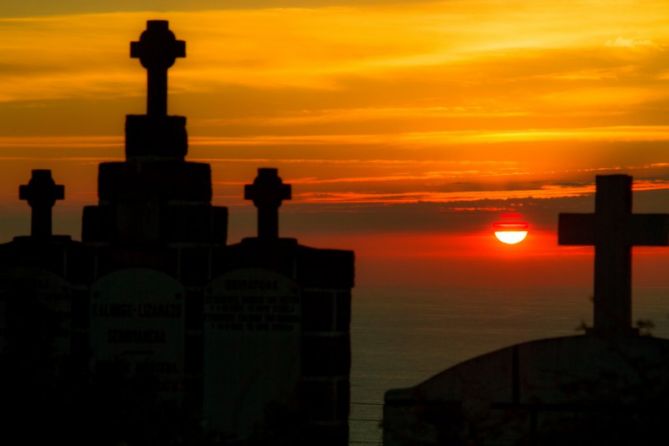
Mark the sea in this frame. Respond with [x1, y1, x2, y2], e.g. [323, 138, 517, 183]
[348, 285, 669, 445]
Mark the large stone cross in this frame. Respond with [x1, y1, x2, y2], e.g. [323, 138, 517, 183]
[19, 170, 64, 238]
[244, 168, 292, 239]
[559, 175, 669, 334]
[131, 20, 185, 116]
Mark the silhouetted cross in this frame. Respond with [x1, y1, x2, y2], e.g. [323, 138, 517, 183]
[244, 168, 292, 239]
[19, 170, 64, 238]
[559, 175, 669, 334]
[131, 20, 185, 116]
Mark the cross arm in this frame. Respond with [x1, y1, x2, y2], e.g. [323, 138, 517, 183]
[130, 41, 141, 58]
[53, 184, 65, 200]
[173, 40, 186, 58]
[632, 214, 669, 246]
[558, 213, 595, 245]
[243, 185, 255, 201]
[243, 184, 291, 203]
[18, 185, 30, 200]
[280, 184, 292, 200]
[130, 40, 185, 58]
[18, 182, 64, 202]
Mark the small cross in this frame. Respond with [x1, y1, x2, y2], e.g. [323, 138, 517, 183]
[130, 20, 185, 117]
[559, 175, 669, 335]
[244, 168, 292, 239]
[19, 170, 65, 238]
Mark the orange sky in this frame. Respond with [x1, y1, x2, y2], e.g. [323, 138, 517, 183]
[1, 0, 669, 290]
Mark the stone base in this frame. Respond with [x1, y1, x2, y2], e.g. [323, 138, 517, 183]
[126, 114, 187, 159]
[98, 160, 212, 202]
[82, 202, 227, 245]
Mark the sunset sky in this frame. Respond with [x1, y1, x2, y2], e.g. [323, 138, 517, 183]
[2, 0, 669, 293]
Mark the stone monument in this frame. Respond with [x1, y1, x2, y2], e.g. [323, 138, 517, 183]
[0, 20, 355, 446]
[0, 170, 90, 443]
[205, 168, 354, 444]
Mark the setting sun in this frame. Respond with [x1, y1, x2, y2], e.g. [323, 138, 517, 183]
[493, 221, 529, 245]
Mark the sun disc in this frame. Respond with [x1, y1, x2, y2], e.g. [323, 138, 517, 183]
[495, 230, 528, 245]
[493, 215, 529, 245]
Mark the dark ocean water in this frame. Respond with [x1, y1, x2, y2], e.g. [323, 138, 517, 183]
[348, 285, 669, 445]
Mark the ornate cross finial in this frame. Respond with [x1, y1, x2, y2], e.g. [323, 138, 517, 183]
[19, 170, 65, 238]
[244, 168, 292, 240]
[130, 20, 185, 117]
[559, 175, 669, 335]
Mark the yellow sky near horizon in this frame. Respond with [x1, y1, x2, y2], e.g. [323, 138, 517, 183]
[1, 0, 669, 242]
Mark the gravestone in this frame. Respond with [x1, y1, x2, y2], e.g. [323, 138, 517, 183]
[204, 268, 302, 438]
[0, 267, 81, 444]
[206, 168, 354, 444]
[0, 267, 72, 363]
[90, 268, 185, 400]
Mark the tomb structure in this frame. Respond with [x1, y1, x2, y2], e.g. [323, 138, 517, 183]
[0, 20, 354, 446]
